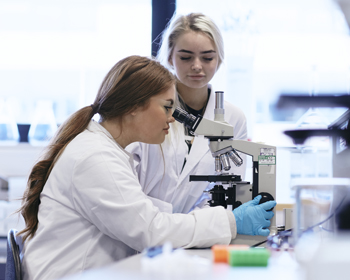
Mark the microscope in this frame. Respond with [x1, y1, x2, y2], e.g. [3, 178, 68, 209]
[172, 91, 277, 245]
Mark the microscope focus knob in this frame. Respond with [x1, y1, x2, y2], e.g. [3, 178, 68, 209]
[257, 192, 275, 211]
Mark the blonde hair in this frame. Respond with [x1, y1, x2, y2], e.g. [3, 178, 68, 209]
[157, 13, 224, 71]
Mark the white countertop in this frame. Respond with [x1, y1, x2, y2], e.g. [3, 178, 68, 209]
[61, 248, 305, 280]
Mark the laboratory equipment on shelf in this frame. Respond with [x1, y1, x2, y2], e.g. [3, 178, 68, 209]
[291, 178, 350, 280]
[277, 94, 350, 179]
[0, 99, 19, 145]
[172, 91, 277, 246]
[277, 94, 350, 144]
[28, 100, 58, 146]
[0, 176, 8, 201]
[277, 93, 350, 280]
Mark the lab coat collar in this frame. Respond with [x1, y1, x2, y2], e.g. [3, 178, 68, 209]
[87, 120, 134, 160]
[204, 85, 215, 119]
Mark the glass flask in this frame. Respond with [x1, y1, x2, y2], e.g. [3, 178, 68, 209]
[0, 98, 19, 145]
[292, 107, 332, 179]
[28, 100, 57, 146]
[292, 178, 350, 265]
[293, 64, 332, 179]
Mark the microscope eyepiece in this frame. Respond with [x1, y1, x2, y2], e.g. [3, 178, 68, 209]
[172, 107, 202, 132]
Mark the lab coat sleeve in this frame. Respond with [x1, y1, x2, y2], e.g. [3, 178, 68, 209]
[226, 210, 237, 238]
[126, 142, 173, 213]
[71, 146, 232, 252]
[146, 196, 173, 213]
[188, 208, 237, 241]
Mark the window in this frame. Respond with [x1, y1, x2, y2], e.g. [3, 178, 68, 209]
[0, 0, 152, 128]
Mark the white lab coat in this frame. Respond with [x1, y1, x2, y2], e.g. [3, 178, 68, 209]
[21, 121, 235, 280]
[126, 86, 247, 214]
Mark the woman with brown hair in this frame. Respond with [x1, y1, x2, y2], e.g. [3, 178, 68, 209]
[17, 55, 260, 280]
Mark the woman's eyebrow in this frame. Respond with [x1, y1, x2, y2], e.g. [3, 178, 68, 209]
[178, 49, 216, 54]
[201, 50, 216, 54]
[166, 99, 174, 105]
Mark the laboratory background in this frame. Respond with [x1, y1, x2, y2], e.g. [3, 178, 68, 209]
[0, 0, 350, 279]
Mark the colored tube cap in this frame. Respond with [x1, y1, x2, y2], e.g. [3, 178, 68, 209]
[212, 244, 249, 263]
[228, 248, 270, 267]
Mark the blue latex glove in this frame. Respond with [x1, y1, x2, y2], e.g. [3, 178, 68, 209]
[233, 195, 276, 236]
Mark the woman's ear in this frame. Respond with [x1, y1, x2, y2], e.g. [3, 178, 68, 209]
[168, 56, 174, 68]
[130, 105, 142, 116]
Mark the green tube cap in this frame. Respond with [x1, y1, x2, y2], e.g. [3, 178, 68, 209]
[228, 248, 270, 267]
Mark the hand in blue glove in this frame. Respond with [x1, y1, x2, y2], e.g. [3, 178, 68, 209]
[233, 195, 276, 236]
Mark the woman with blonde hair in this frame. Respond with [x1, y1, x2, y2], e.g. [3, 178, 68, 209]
[127, 13, 247, 213]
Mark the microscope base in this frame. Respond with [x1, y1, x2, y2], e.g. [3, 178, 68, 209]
[230, 235, 268, 247]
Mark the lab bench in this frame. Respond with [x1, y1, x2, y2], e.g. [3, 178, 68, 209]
[60, 248, 304, 280]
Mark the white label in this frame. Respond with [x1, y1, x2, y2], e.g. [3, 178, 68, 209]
[259, 148, 276, 165]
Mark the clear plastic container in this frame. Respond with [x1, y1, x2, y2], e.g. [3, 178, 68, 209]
[291, 178, 350, 264]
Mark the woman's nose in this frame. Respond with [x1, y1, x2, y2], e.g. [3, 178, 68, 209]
[168, 116, 175, 123]
[191, 58, 202, 71]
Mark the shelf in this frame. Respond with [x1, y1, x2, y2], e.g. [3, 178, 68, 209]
[0, 143, 45, 177]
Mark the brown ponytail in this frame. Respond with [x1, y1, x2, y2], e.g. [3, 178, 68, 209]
[18, 106, 95, 241]
[17, 55, 175, 241]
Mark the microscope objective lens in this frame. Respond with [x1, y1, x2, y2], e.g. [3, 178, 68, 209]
[220, 153, 231, 171]
[228, 150, 243, 167]
[215, 156, 222, 172]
